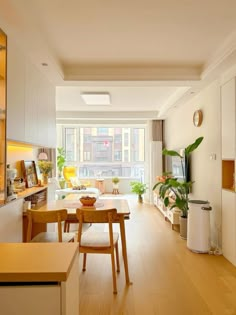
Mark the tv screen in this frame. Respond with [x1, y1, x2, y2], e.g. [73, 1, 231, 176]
[170, 155, 190, 182]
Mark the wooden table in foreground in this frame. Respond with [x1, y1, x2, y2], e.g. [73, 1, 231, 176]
[0, 243, 79, 315]
[39, 196, 132, 285]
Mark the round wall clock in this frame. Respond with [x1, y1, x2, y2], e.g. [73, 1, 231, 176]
[193, 110, 203, 127]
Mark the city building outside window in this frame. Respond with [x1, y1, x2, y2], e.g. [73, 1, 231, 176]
[59, 125, 145, 180]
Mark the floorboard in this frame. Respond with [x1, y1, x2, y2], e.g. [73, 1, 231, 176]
[79, 196, 236, 315]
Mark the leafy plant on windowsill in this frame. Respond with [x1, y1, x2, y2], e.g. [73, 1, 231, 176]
[153, 136, 204, 218]
[112, 177, 120, 184]
[57, 147, 66, 178]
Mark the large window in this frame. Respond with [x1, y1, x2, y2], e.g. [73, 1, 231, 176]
[58, 125, 145, 179]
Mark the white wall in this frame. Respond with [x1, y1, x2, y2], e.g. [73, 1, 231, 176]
[164, 80, 222, 247]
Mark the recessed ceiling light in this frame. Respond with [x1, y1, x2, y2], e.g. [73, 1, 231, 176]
[81, 92, 111, 105]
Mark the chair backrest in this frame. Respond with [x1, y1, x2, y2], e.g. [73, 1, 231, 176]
[76, 208, 117, 224]
[76, 208, 117, 244]
[26, 209, 68, 242]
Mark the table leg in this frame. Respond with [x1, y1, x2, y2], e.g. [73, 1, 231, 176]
[119, 216, 132, 285]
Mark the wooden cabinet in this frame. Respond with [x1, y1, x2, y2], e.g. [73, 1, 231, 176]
[95, 179, 105, 194]
[0, 29, 6, 204]
[0, 186, 48, 243]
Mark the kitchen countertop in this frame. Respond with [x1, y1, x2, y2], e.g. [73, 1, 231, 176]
[0, 242, 78, 282]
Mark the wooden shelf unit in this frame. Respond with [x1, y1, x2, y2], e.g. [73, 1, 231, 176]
[222, 160, 235, 191]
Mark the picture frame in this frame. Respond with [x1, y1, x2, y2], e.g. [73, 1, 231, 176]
[21, 160, 38, 188]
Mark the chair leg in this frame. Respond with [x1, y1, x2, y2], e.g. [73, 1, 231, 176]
[111, 252, 117, 294]
[67, 222, 70, 232]
[82, 253, 87, 271]
[115, 243, 120, 272]
[64, 221, 67, 233]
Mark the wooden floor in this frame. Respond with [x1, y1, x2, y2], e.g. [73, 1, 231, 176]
[79, 197, 236, 315]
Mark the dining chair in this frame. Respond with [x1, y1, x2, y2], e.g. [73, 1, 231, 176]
[26, 209, 75, 243]
[76, 208, 120, 294]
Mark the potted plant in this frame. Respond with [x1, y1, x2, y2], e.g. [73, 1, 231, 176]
[112, 177, 120, 188]
[153, 136, 204, 239]
[38, 160, 54, 185]
[57, 147, 66, 189]
[130, 181, 148, 203]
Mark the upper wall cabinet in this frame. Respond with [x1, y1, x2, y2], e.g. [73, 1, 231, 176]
[7, 39, 26, 142]
[221, 77, 236, 159]
[7, 38, 56, 148]
[0, 29, 7, 205]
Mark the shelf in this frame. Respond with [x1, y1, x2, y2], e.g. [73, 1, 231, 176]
[222, 160, 235, 190]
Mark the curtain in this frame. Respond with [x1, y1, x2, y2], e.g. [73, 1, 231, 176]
[152, 120, 163, 141]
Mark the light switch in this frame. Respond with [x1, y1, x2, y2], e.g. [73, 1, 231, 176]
[209, 153, 216, 160]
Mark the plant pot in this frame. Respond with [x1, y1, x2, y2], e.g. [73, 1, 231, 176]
[138, 195, 143, 203]
[179, 216, 188, 240]
[59, 178, 66, 189]
[42, 174, 48, 185]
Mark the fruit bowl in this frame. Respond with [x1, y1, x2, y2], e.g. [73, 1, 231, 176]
[79, 196, 97, 207]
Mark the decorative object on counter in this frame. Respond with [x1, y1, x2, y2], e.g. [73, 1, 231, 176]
[38, 160, 53, 185]
[130, 181, 148, 203]
[21, 160, 38, 188]
[63, 166, 77, 187]
[79, 196, 97, 207]
[37, 179, 43, 187]
[72, 185, 86, 190]
[6, 165, 17, 201]
[13, 177, 26, 193]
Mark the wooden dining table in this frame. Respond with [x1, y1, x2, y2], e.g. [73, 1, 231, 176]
[38, 195, 132, 285]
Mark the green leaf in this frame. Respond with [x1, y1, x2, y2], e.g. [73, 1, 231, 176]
[164, 196, 170, 207]
[162, 149, 182, 158]
[185, 137, 204, 156]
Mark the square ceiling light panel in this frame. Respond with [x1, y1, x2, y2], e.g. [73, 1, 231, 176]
[81, 92, 111, 105]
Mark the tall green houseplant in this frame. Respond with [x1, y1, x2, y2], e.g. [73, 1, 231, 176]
[153, 136, 204, 218]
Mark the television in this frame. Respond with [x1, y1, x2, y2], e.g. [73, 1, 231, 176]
[167, 153, 191, 182]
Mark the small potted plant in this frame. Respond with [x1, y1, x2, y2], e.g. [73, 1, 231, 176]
[112, 177, 120, 188]
[130, 181, 147, 203]
[112, 177, 120, 194]
[38, 160, 54, 185]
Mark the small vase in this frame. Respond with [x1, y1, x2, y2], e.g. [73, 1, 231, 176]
[42, 174, 48, 185]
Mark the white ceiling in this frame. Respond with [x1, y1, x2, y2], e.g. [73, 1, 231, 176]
[1, 0, 236, 119]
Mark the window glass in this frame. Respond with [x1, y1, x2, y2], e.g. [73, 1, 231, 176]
[60, 125, 145, 179]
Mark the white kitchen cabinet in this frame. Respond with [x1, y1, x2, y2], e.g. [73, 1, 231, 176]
[222, 190, 236, 265]
[7, 39, 56, 147]
[221, 77, 236, 159]
[7, 39, 26, 142]
[0, 198, 23, 242]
